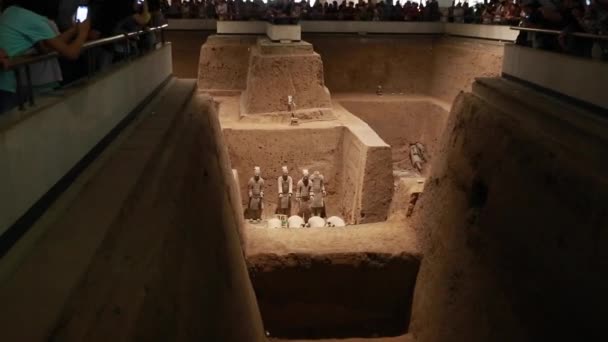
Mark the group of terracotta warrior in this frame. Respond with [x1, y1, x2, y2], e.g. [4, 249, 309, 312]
[246, 166, 326, 223]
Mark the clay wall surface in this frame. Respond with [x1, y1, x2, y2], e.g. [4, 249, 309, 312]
[306, 35, 503, 99]
[306, 35, 435, 94]
[337, 128, 393, 224]
[338, 129, 365, 223]
[165, 31, 212, 78]
[202, 96, 248, 247]
[194, 35, 504, 102]
[429, 39, 504, 103]
[223, 127, 344, 218]
[409, 78, 608, 342]
[198, 35, 256, 91]
[358, 144, 394, 224]
[248, 252, 419, 339]
[340, 99, 449, 176]
[243, 44, 332, 116]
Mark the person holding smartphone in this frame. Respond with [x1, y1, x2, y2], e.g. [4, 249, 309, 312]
[0, 0, 90, 113]
[57, 0, 83, 32]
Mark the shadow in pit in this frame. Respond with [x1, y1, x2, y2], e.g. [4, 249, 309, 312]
[247, 252, 420, 339]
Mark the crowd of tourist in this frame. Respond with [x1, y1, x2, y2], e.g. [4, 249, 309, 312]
[446, 0, 607, 56]
[163, 0, 441, 22]
[164, 0, 606, 57]
[162, 0, 607, 37]
[0, 0, 166, 114]
[515, 0, 607, 55]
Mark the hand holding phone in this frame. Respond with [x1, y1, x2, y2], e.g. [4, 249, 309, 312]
[75, 5, 89, 23]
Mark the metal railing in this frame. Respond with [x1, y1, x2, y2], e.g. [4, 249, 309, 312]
[510, 26, 608, 41]
[6, 24, 168, 110]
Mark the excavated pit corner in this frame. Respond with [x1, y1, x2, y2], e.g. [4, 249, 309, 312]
[247, 251, 420, 339]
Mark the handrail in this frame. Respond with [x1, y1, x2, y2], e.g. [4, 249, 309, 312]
[510, 26, 608, 41]
[5, 24, 168, 111]
[7, 24, 168, 70]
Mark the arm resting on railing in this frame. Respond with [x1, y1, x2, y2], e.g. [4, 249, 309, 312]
[41, 20, 91, 60]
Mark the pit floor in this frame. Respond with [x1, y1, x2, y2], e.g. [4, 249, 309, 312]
[245, 219, 420, 257]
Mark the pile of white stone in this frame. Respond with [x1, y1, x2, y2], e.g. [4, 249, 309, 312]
[266, 216, 346, 229]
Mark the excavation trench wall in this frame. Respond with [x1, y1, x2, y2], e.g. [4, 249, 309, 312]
[195, 35, 504, 103]
[223, 126, 392, 224]
[340, 99, 450, 176]
[248, 252, 420, 339]
[409, 78, 608, 342]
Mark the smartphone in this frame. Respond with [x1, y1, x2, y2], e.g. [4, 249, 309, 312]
[75, 5, 89, 22]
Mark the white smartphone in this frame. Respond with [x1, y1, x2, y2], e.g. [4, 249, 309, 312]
[75, 5, 89, 22]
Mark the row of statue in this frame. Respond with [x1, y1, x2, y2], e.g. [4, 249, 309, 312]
[246, 166, 326, 223]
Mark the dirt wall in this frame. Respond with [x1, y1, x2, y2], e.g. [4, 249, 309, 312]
[306, 35, 503, 99]
[306, 35, 435, 94]
[337, 128, 393, 224]
[248, 252, 420, 339]
[198, 35, 256, 91]
[409, 78, 608, 342]
[193, 35, 504, 100]
[340, 99, 449, 176]
[429, 39, 504, 103]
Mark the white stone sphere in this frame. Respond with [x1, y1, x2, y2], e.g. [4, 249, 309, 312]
[267, 218, 282, 229]
[308, 216, 326, 228]
[326, 216, 346, 227]
[288, 215, 305, 228]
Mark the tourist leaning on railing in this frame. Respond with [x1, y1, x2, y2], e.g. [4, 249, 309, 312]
[515, 0, 607, 59]
[0, 0, 90, 113]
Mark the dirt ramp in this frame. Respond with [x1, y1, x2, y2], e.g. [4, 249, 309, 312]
[409, 78, 608, 342]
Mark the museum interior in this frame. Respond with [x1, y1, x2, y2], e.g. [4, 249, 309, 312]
[0, 0, 606, 341]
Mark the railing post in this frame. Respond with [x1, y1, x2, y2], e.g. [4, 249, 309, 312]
[14, 68, 24, 111]
[124, 33, 131, 60]
[86, 49, 93, 79]
[24, 64, 34, 106]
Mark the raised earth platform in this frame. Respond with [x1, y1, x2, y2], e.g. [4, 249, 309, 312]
[242, 38, 332, 119]
[199, 36, 333, 121]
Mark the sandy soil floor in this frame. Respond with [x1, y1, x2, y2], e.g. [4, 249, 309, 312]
[270, 335, 415, 342]
[245, 218, 420, 257]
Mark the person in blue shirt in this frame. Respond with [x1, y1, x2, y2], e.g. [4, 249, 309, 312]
[0, 0, 90, 113]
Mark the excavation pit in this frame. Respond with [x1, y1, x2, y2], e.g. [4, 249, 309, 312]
[246, 223, 421, 339]
[216, 94, 395, 225]
[196, 34, 473, 341]
[337, 95, 450, 178]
